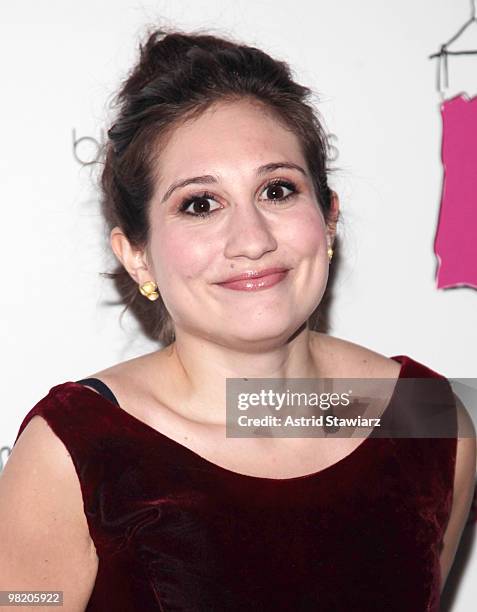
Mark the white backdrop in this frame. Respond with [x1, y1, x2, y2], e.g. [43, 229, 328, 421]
[1, 0, 476, 608]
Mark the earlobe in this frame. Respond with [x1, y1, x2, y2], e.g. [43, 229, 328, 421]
[330, 190, 340, 220]
[110, 227, 128, 269]
[326, 190, 340, 245]
[109, 226, 150, 284]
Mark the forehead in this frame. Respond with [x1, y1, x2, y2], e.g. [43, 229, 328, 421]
[157, 99, 306, 178]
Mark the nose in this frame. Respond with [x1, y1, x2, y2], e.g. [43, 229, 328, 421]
[223, 202, 278, 260]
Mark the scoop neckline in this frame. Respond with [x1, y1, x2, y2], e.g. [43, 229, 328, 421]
[65, 355, 410, 483]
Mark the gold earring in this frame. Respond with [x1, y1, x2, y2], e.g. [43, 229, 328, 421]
[139, 280, 160, 301]
[327, 247, 334, 262]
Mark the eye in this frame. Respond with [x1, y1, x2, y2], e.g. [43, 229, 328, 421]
[178, 191, 221, 218]
[260, 179, 297, 203]
[177, 179, 298, 219]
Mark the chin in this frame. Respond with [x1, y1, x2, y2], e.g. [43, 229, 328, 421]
[217, 317, 306, 349]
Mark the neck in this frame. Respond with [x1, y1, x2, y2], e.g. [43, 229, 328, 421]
[157, 325, 328, 425]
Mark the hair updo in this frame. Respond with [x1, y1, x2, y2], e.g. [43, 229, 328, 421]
[100, 25, 338, 346]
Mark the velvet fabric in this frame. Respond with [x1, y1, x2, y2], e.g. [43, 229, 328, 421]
[14, 355, 458, 611]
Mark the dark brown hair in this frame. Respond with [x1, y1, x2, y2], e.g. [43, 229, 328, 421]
[100, 25, 339, 346]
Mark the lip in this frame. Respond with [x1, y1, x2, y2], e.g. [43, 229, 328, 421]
[216, 268, 290, 291]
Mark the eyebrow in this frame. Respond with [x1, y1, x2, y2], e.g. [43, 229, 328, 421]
[160, 162, 308, 204]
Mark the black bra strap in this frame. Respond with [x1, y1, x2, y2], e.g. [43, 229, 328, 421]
[75, 377, 120, 406]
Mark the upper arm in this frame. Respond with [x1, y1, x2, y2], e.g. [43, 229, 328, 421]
[439, 394, 477, 592]
[0, 416, 98, 611]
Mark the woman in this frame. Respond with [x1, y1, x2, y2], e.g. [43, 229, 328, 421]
[1, 27, 475, 611]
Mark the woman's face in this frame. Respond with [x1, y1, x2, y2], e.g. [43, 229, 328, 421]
[146, 98, 334, 347]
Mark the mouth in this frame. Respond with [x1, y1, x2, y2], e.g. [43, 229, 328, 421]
[215, 268, 290, 292]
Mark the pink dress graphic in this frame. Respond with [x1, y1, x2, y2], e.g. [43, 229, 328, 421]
[434, 93, 477, 289]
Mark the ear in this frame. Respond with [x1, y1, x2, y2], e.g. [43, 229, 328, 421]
[110, 226, 153, 285]
[326, 190, 340, 248]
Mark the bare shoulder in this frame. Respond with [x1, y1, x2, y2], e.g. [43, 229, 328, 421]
[0, 416, 97, 608]
[78, 347, 177, 421]
[82, 346, 173, 394]
[310, 332, 402, 379]
[84, 347, 166, 381]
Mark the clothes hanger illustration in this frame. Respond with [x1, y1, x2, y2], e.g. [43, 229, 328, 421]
[429, 0, 477, 98]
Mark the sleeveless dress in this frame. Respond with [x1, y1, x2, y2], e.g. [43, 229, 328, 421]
[14, 355, 458, 611]
[434, 92, 477, 289]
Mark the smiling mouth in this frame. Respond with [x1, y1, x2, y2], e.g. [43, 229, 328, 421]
[216, 270, 289, 291]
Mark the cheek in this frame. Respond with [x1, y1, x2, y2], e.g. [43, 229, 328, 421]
[152, 228, 218, 280]
[281, 206, 326, 256]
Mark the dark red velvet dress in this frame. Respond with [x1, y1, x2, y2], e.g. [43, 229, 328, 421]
[14, 355, 458, 611]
